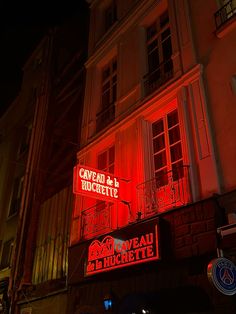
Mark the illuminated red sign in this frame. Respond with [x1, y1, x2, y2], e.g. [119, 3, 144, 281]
[85, 219, 160, 276]
[73, 165, 120, 202]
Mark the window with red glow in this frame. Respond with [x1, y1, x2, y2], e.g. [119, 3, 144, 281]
[97, 59, 117, 132]
[152, 109, 183, 187]
[96, 145, 115, 212]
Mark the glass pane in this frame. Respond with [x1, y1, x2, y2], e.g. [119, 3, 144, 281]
[109, 146, 115, 163]
[148, 49, 160, 72]
[172, 160, 184, 181]
[112, 60, 117, 72]
[98, 151, 107, 170]
[147, 39, 158, 53]
[169, 126, 180, 144]
[112, 84, 117, 103]
[161, 28, 171, 41]
[153, 134, 165, 153]
[109, 165, 114, 174]
[154, 151, 167, 169]
[155, 168, 168, 187]
[170, 142, 182, 162]
[152, 120, 164, 137]
[102, 81, 110, 93]
[102, 67, 110, 81]
[102, 90, 110, 107]
[162, 35, 172, 59]
[167, 110, 178, 128]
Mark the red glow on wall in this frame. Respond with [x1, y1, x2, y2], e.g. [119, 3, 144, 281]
[85, 220, 160, 276]
[73, 165, 120, 202]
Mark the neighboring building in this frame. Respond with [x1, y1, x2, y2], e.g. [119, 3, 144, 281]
[0, 4, 88, 314]
[69, 1, 236, 314]
[0, 35, 50, 313]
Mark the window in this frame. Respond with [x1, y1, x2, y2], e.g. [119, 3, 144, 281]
[8, 176, 24, 217]
[79, 146, 116, 239]
[144, 10, 173, 96]
[152, 109, 183, 187]
[17, 124, 32, 158]
[0, 239, 13, 270]
[96, 146, 115, 232]
[104, 1, 117, 32]
[96, 59, 117, 132]
[97, 145, 115, 173]
[215, 0, 236, 29]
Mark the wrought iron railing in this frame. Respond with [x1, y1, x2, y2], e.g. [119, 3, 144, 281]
[215, 0, 236, 29]
[143, 58, 173, 97]
[136, 165, 191, 219]
[80, 201, 115, 239]
[96, 103, 115, 132]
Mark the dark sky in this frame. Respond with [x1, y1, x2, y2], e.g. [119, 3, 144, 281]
[0, 1, 88, 117]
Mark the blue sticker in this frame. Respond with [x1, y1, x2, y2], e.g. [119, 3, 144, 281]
[208, 258, 236, 295]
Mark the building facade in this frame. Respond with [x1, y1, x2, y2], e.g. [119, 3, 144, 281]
[69, 0, 236, 314]
[0, 5, 88, 314]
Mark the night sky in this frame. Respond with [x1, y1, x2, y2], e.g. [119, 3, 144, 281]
[0, 1, 88, 117]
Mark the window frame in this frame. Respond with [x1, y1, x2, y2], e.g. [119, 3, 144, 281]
[151, 108, 184, 187]
[8, 176, 24, 218]
[0, 239, 14, 270]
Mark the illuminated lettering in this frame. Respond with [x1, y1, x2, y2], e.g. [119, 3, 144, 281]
[74, 165, 120, 201]
[86, 226, 159, 276]
[146, 245, 154, 258]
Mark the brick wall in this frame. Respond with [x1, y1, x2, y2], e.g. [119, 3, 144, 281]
[162, 198, 223, 259]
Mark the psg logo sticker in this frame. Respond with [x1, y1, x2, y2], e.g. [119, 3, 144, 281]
[207, 257, 236, 296]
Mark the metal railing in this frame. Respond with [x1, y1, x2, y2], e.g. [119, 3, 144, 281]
[80, 201, 115, 239]
[136, 165, 191, 219]
[143, 59, 173, 97]
[215, 0, 236, 29]
[96, 103, 115, 132]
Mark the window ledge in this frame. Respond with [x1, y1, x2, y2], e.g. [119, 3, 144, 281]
[215, 14, 236, 38]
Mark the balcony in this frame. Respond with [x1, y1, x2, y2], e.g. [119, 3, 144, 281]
[143, 59, 173, 97]
[80, 202, 115, 239]
[215, 0, 236, 30]
[79, 166, 191, 240]
[136, 165, 191, 219]
[96, 103, 115, 132]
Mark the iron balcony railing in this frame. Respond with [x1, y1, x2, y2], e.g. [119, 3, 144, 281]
[215, 0, 236, 29]
[136, 165, 191, 220]
[143, 58, 173, 97]
[96, 103, 115, 132]
[80, 201, 115, 239]
[80, 166, 191, 239]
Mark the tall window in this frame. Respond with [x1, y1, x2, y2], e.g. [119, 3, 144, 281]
[8, 176, 24, 217]
[80, 146, 115, 239]
[96, 59, 117, 132]
[104, 1, 117, 32]
[0, 239, 13, 270]
[17, 124, 32, 158]
[152, 109, 183, 187]
[97, 146, 115, 174]
[215, 0, 236, 28]
[96, 146, 115, 231]
[144, 10, 173, 96]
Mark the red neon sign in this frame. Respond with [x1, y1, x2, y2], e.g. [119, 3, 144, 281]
[73, 165, 120, 202]
[85, 221, 160, 276]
